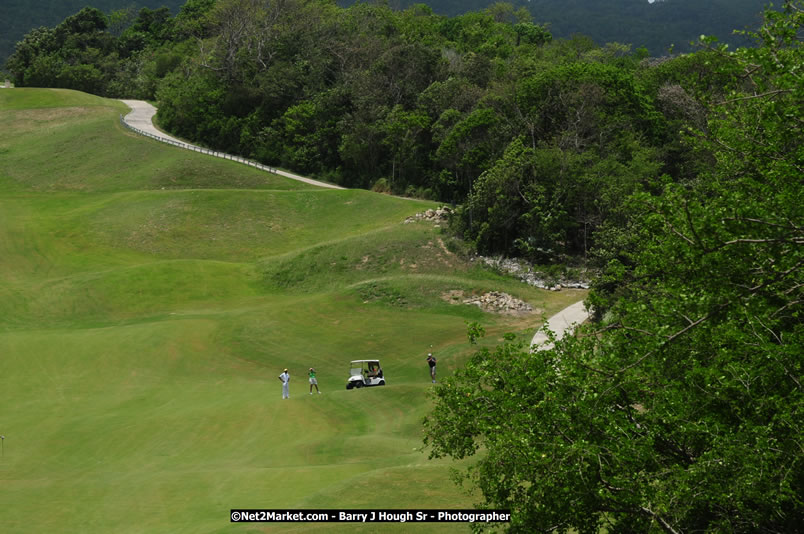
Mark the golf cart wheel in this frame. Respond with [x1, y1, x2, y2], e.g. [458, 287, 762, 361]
[378, 380, 385, 386]
[354, 381, 363, 389]
[346, 383, 353, 390]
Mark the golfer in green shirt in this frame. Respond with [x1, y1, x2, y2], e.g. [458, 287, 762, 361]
[309, 367, 321, 394]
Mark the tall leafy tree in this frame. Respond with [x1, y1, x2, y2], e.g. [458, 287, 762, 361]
[458, 59, 665, 261]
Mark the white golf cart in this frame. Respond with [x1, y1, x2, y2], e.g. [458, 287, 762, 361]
[346, 360, 386, 389]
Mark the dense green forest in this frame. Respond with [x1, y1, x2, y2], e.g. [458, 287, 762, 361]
[4, 1, 802, 531]
[425, 4, 803, 531]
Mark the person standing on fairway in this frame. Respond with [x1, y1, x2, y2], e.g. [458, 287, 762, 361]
[278, 368, 290, 399]
[308, 367, 321, 394]
[426, 353, 437, 383]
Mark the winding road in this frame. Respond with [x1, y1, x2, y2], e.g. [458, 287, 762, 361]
[120, 99, 344, 189]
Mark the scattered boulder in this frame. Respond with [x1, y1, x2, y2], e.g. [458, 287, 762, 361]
[444, 290, 533, 315]
[404, 206, 452, 224]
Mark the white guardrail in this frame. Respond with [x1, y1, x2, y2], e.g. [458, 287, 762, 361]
[119, 114, 279, 174]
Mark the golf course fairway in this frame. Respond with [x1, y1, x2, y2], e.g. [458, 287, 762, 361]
[0, 88, 585, 533]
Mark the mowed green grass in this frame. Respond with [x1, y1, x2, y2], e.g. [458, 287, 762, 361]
[0, 89, 585, 533]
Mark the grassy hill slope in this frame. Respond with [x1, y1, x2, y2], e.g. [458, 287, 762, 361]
[0, 88, 583, 533]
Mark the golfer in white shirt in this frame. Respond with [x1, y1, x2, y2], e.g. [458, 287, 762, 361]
[278, 368, 290, 399]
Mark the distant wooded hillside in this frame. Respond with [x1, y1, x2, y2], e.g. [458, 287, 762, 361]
[1, 0, 770, 69]
[0, 0, 185, 68]
[339, 0, 766, 54]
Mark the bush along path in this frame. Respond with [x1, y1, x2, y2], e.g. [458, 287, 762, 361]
[120, 100, 344, 190]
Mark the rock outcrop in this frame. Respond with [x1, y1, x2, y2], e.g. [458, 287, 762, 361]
[404, 206, 451, 224]
[463, 291, 533, 314]
[443, 290, 533, 315]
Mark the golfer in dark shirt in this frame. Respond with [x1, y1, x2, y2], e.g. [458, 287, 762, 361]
[427, 353, 436, 383]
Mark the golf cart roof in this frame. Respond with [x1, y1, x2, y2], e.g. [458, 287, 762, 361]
[350, 360, 380, 364]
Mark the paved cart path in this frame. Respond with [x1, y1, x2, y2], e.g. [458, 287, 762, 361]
[531, 300, 590, 351]
[120, 99, 344, 190]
